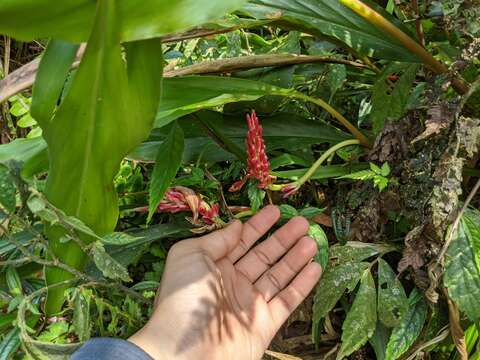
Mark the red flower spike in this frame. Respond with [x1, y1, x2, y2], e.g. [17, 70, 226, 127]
[151, 186, 221, 225]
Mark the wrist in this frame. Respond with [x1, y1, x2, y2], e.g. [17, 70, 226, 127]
[128, 322, 174, 360]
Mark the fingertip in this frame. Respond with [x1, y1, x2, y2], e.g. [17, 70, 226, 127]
[306, 261, 323, 279]
[298, 236, 318, 256]
[263, 204, 281, 220]
[290, 216, 309, 234]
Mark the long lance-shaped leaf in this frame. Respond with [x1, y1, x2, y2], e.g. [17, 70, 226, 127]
[0, 0, 249, 43]
[42, 0, 163, 315]
[156, 76, 370, 146]
[148, 122, 185, 222]
[30, 40, 79, 124]
[240, 0, 419, 62]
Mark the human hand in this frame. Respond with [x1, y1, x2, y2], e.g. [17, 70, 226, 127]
[129, 205, 322, 360]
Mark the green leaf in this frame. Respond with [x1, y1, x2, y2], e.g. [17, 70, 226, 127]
[0, 0, 249, 43]
[444, 219, 480, 322]
[155, 76, 288, 128]
[269, 153, 311, 170]
[384, 289, 427, 360]
[380, 163, 391, 177]
[464, 208, 480, 273]
[377, 259, 408, 327]
[0, 165, 16, 213]
[0, 328, 21, 360]
[101, 232, 141, 246]
[369, 322, 390, 360]
[0, 137, 48, 178]
[299, 207, 325, 219]
[31, 40, 79, 125]
[43, 0, 163, 315]
[308, 224, 329, 269]
[5, 267, 22, 297]
[337, 169, 376, 181]
[148, 121, 185, 222]
[91, 242, 132, 283]
[241, 0, 419, 62]
[370, 162, 382, 174]
[17, 114, 37, 128]
[338, 270, 377, 360]
[312, 259, 369, 325]
[370, 63, 420, 134]
[247, 181, 266, 213]
[330, 242, 381, 264]
[72, 289, 91, 342]
[279, 204, 298, 220]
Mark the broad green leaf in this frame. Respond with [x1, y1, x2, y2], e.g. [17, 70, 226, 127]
[370, 63, 420, 134]
[0, 137, 48, 178]
[377, 259, 408, 327]
[338, 270, 377, 359]
[0, 165, 16, 213]
[155, 76, 289, 128]
[312, 260, 369, 325]
[464, 208, 480, 273]
[308, 224, 329, 269]
[144, 111, 351, 163]
[43, 0, 163, 314]
[31, 40, 79, 125]
[384, 289, 427, 360]
[0, 0, 248, 43]
[330, 242, 381, 264]
[91, 242, 132, 283]
[148, 121, 185, 222]
[444, 219, 480, 322]
[72, 289, 90, 342]
[86, 223, 191, 279]
[240, 0, 419, 62]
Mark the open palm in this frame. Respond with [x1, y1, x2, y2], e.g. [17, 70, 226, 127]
[130, 205, 322, 360]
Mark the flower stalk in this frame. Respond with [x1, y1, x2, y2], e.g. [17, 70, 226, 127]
[270, 139, 361, 196]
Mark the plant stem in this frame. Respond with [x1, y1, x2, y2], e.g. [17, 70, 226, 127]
[291, 91, 371, 148]
[297, 139, 361, 186]
[339, 0, 469, 95]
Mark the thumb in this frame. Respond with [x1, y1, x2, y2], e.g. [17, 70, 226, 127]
[197, 220, 242, 261]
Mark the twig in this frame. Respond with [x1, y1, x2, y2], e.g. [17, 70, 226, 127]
[411, 0, 425, 47]
[0, 53, 367, 104]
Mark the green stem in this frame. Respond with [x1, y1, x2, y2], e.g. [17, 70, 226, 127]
[296, 139, 361, 186]
[293, 92, 371, 148]
[339, 0, 469, 95]
[269, 139, 361, 192]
